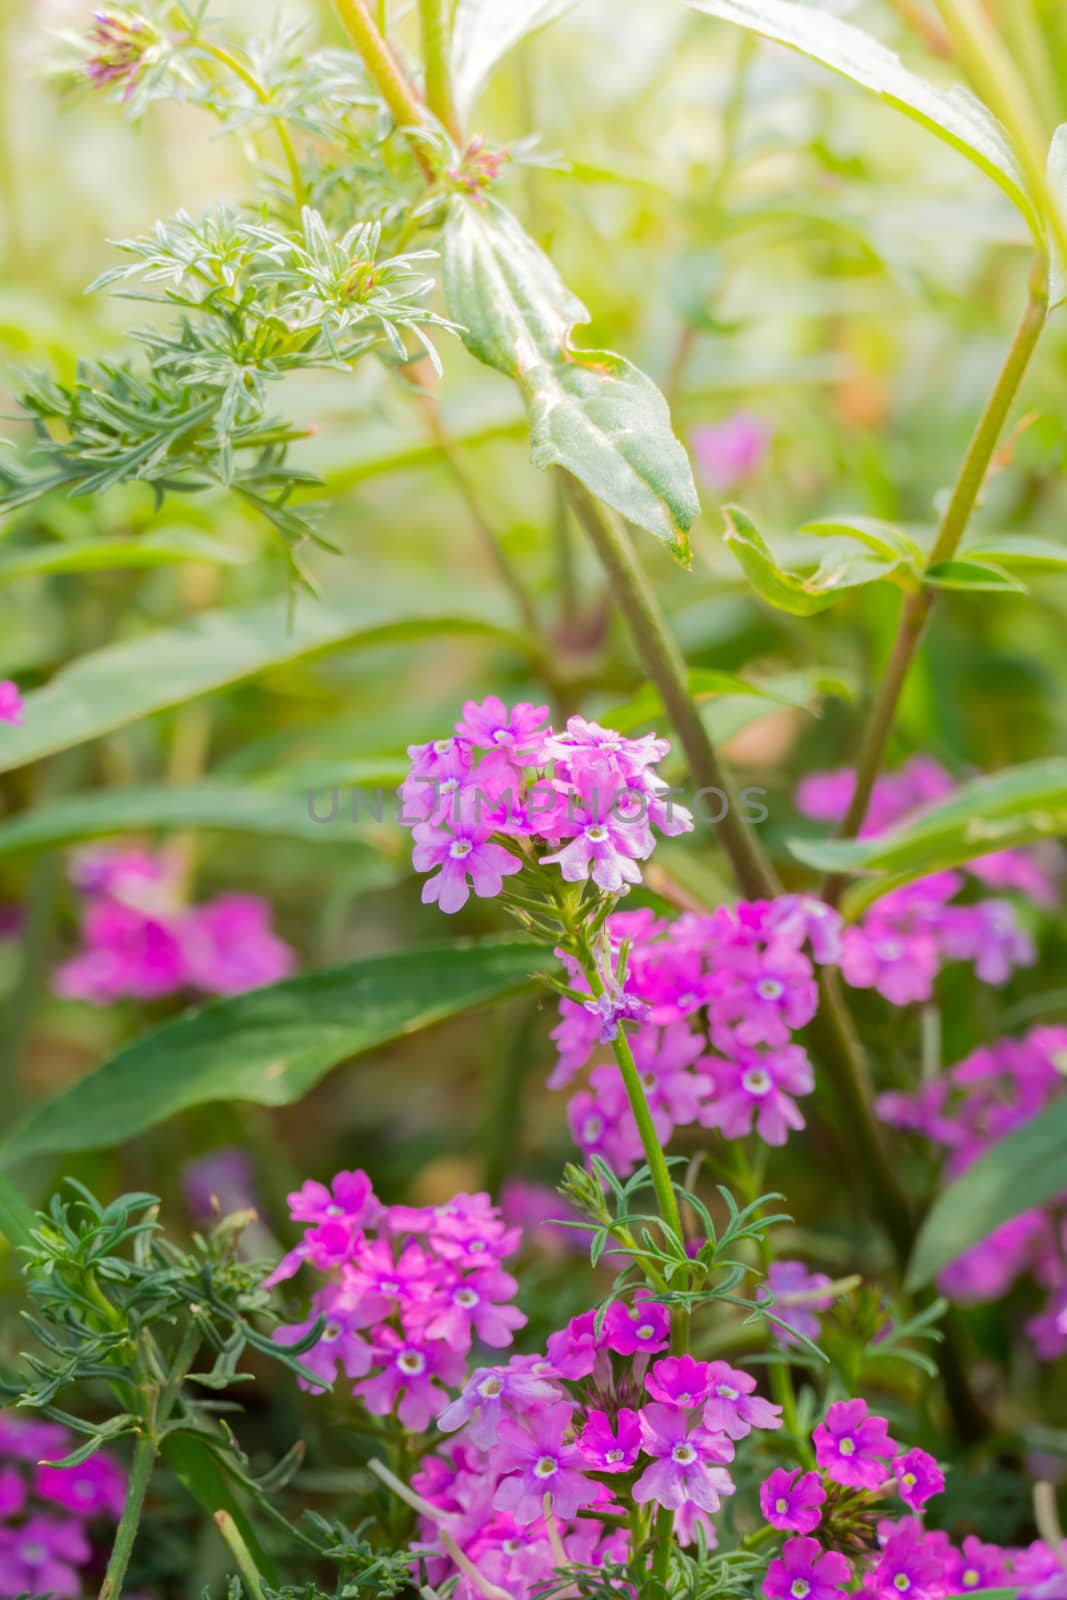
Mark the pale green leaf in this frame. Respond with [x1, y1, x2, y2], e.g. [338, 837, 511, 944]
[963, 534, 1067, 572]
[443, 198, 699, 561]
[723, 504, 902, 614]
[452, 0, 577, 118]
[0, 530, 248, 583]
[924, 557, 1028, 592]
[687, 0, 1040, 239]
[802, 515, 923, 566]
[1049, 124, 1067, 310]
[0, 940, 550, 1167]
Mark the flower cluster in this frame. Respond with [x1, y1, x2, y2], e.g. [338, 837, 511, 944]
[414, 1308, 783, 1598]
[81, 10, 156, 99]
[0, 682, 21, 727]
[878, 1025, 1067, 1355]
[797, 758, 1054, 1003]
[268, 1175, 526, 1431]
[398, 700, 693, 913]
[759, 1399, 1063, 1600]
[552, 898, 839, 1173]
[52, 844, 294, 1004]
[0, 1413, 126, 1598]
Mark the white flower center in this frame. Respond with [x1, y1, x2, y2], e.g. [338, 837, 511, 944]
[716, 1383, 739, 1400]
[325, 1204, 344, 1216]
[323, 1322, 342, 1342]
[606, 1448, 624, 1462]
[381, 1280, 400, 1295]
[839, 1437, 856, 1456]
[398, 1350, 426, 1375]
[469, 1239, 487, 1253]
[671, 1443, 696, 1465]
[742, 1068, 771, 1095]
[479, 1376, 503, 1398]
[894, 1577, 911, 1593]
[433, 740, 454, 755]
[757, 979, 784, 1000]
[582, 1115, 603, 1142]
[449, 838, 474, 859]
[878, 938, 903, 961]
[534, 1455, 558, 1478]
[454, 1288, 479, 1308]
[585, 824, 609, 843]
[775, 1497, 789, 1514]
[791, 1583, 811, 1600]
[19, 1544, 46, 1564]
[636, 1323, 656, 1340]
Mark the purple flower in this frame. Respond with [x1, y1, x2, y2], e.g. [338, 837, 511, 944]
[645, 1354, 713, 1409]
[438, 1359, 562, 1449]
[546, 1310, 607, 1381]
[632, 1403, 735, 1513]
[579, 1408, 641, 1472]
[0, 1515, 91, 1599]
[893, 1448, 945, 1511]
[690, 413, 770, 493]
[180, 893, 294, 994]
[411, 820, 522, 913]
[813, 1398, 896, 1490]
[759, 1467, 825, 1534]
[84, 11, 153, 98]
[602, 1292, 671, 1357]
[421, 1265, 528, 1352]
[357, 1327, 466, 1431]
[944, 1536, 1009, 1594]
[766, 1260, 833, 1348]
[567, 1068, 646, 1174]
[0, 681, 23, 725]
[493, 1402, 598, 1526]
[35, 1454, 128, 1520]
[456, 697, 551, 762]
[763, 1536, 851, 1600]
[539, 765, 653, 894]
[872, 1518, 949, 1600]
[273, 1306, 374, 1391]
[699, 1045, 813, 1146]
[700, 1360, 782, 1439]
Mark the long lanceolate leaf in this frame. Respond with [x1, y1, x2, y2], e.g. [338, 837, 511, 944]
[686, 0, 1042, 242]
[0, 940, 551, 1168]
[443, 198, 700, 563]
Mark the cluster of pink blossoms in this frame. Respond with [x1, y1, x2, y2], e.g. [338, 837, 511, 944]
[52, 845, 294, 1004]
[879, 1025, 1067, 1359]
[414, 1308, 783, 1597]
[760, 1398, 1064, 1600]
[551, 899, 838, 1173]
[398, 699, 693, 913]
[0, 1413, 126, 1597]
[797, 758, 1056, 1002]
[267, 1174, 526, 1431]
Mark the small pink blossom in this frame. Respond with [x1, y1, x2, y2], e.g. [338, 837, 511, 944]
[579, 1408, 641, 1472]
[893, 1448, 945, 1511]
[759, 1467, 825, 1534]
[763, 1536, 851, 1600]
[493, 1402, 598, 1526]
[813, 1398, 896, 1490]
[632, 1403, 735, 1513]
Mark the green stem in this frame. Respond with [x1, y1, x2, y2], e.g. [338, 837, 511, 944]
[418, 0, 460, 142]
[565, 481, 780, 902]
[822, 264, 1048, 901]
[195, 40, 307, 207]
[333, 0, 435, 177]
[214, 1512, 269, 1600]
[99, 1433, 156, 1600]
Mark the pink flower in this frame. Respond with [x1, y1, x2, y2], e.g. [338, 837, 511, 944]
[0, 1515, 91, 1599]
[35, 1455, 127, 1520]
[813, 1398, 896, 1490]
[602, 1292, 671, 1357]
[456, 697, 551, 761]
[411, 820, 522, 913]
[273, 1306, 373, 1391]
[872, 1518, 949, 1600]
[421, 1265, 528, 1352]
[180, 894, 294, 994]
[357, 1327, 466, 1431]
[700, 1361, 782, 1439]
[699, 1045, 813, 1145]
[579, 1409, 642, 1472]
[944, 1537, 1009, 1594]
[0, 680, 23, 725]
[539, 765, 653, 894]
[288, 1169, 380, 1228]
[546, 1310, 607, 1381]
[691, 413, 770, 493]
[645, 1355, 714, 1410]
[763, 1536, 851, 1600]
[632, 1404, 735, 1513]
[893, 1448, 945, 1511]
[438, 1359, 562, 1449]
[759, 1467, 825, 1534]
[493, 1403, 598, 1526]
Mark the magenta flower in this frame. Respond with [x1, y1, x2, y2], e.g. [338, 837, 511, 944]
[180, 893, 294, 994]
[273, 1306, 373, 1391]
[493, 1403, 598, 1526]
[579, 1408, 641, 1472]
[633, 1404, 735, 1513]
[763, 1536, 851, 1600]
[456, 697, 551, 761]
[357, 1327, 466, 1431]
[893, 1448, 945, 1511]
[690, 413, 770, 493]
[700, 1361, 782, 1439]
[944, 1536, 1009, 1593]
[289, 1168, 380, 1228]
[813, 1398, 896, 1490]
[0, 680, 22, 725]
[546, 1310, 607, 1380]
[411, 820, 522, 913]
[872, 1518, 949, 1600]
[438, 1359, 562, 1448]
[539, 765, 653, 894]
[421, 1265, 528, 1352]
[699, 1045, 813, 1145]
[0, 1515, 91, 1599]
[759, 1467, 826, 1534]
[35, 1455, 127, 1520]
[567, 1069, 645, 1174]
[0, 1466, 25, 1520]
[602, 1292, 671, 1357]
[645, 1354, 713, 1409]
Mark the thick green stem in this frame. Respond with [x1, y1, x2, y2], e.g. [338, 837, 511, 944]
[822, 265, 1048, 901]
[565, 481, 780, 902]
[99, 1433, 156, 1600]
[333, 0, 435, 177]
[418, 0, 460, 142]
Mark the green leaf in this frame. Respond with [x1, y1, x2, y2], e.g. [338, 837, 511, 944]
[0, 531, 248, 583]
[907, 1098, 1067, 1290]
[1049, 124, 1067, 310]
[0, 1172, 36, 1250]
[964, 533, 1067, 572]
[0, 940, 550, 1167]
[0, 784, 403, 869]
[788, 758, 1067, 908]
[443, 198, 699, 562]
[924, 557, 1028, 593]
[802, 515, 923, 566]
[686, 0, 1040, 240]
[161, 1434, 277, 1585]
[452, 0, 576, 118]
[723, 505, 902, 614]
[0, 592, 533, 774]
